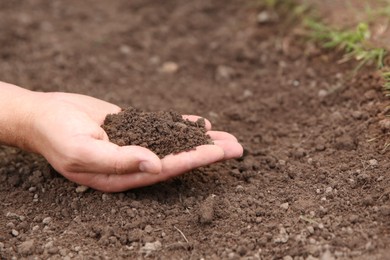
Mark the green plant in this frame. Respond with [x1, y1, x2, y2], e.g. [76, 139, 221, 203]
[365, 3, 390, 21]
[305, 19, 386, 70]
[351, 47, 386, 70]
[383, 71, 390, 96]
[305, 20, 369, 50]
[264, 0, 278, 8]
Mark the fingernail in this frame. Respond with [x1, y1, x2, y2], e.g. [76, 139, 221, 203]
[139, 161, 159, 174]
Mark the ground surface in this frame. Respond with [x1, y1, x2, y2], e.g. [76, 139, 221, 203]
[1, 0, 390, 259]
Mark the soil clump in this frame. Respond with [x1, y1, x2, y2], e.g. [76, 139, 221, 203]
[102, 107, 211, 158]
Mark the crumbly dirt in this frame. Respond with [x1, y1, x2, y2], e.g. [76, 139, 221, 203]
[102, 107, 211, 158]
[1, 0, 390, 259]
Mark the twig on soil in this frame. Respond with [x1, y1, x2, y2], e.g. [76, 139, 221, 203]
[174, 226, 189, 243]
[383, 141, 390, 152]
[367, 136, 379, 142]
[299, 215, 320, 225]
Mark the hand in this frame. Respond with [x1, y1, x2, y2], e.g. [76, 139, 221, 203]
[27, 92, 243, 192]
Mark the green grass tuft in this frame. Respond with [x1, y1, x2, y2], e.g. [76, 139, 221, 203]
[305, 20, 369, 50]
[305, 19, 386, 70]
[383, 71, 390, 96]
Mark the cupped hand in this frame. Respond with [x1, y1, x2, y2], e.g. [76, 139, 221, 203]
[28, 92, 243, 192]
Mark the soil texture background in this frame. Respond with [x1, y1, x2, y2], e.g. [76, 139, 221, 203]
[1, 0, 390, 259]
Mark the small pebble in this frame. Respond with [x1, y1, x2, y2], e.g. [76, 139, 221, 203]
[42, 217, 52, 225]
[278, 160, 286, 166]
[228, 252, 239, 259]
[44, 241, 54, 248]
[325, 187, 333, 193]
[368, 159, 378, 167]
[257, 10, 278, 23]
[379, 119, 390, 131]
[18, 239, 35, 255]
[75, 185, 89, 193]
[160, 62, 178, 73]
[11, 229, 19, 237]
[216, 65, 235, 80]
[32, 225, 39, 231]
[102, 194, 109, 201]
[144, 225, 153, 234]
[318, 89, 328, 98]
[280, 202, 289, 210]
[149, 56, 160, 64]
[292, 80, 300, 87]
[119, 45, 131, 55]
[274, 227, 289, 243]
[140, 241, 162, 254]
[257, 11, 270, 23]
[243, 89, 253, 98]
[320, 250, 335, 260]
[235, 185, 244, 192]
[307, 226, 315, 234]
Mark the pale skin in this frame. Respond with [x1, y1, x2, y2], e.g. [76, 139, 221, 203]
[0, 81, 243, 192]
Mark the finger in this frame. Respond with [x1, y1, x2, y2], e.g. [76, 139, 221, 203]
[182, 115, 212, 130]
[62, 144, 237, 193]
[64, 145, 222, 191]
[161, 144, 225, 176]
[207, 131, 238, 142]
[63, 171, 161, 192]
[213, 140, 243, 159]
[62, 139, 161, 175]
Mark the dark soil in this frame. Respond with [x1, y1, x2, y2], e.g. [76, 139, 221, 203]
[1, 0, 390, 259]
[102, 107, 211, 158]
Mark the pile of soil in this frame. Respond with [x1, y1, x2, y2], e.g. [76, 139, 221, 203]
[102, 107, 211, 158]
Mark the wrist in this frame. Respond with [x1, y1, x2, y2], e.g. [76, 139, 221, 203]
[0, 82, 46, 152]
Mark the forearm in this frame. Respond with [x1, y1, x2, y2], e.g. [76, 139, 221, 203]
[0, 82, 40, 151]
